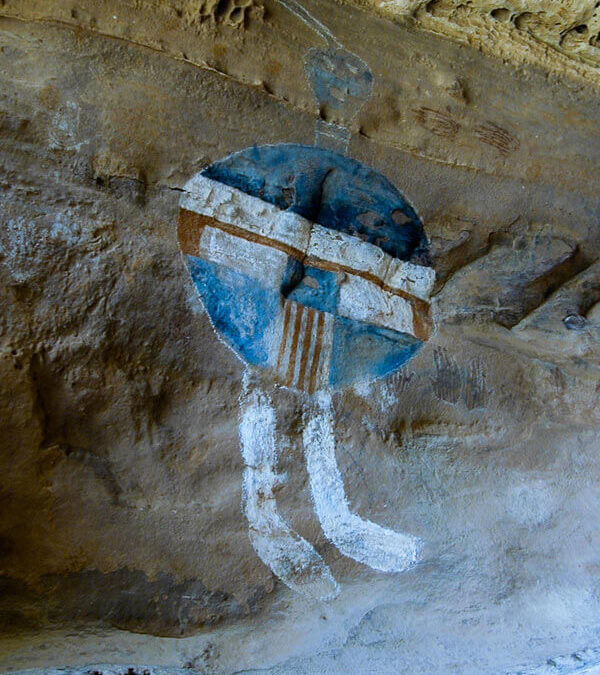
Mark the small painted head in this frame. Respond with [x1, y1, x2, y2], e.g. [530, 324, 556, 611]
[304, 48, 374, 126]
[178, 144, 435, 394]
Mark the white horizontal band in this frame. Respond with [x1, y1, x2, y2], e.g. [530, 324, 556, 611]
[337, 275, 418, 336]
[181, 174, 312, 253]
[198, 226, 289, 290]
[306, 223, 390, 280]
[181, 173, 434, 302]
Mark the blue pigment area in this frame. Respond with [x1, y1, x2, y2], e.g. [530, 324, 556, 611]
[187, 255, 279, 367]
[203, 144, 428, 262]
[304, 48, 373, 120]
[330, 318, 422, 387]
[284, 263, 339, 314]
[189, 144, 432, 390]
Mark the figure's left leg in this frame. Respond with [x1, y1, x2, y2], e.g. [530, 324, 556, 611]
[239, 369, 339, 600]
[302, 391, 422, 573]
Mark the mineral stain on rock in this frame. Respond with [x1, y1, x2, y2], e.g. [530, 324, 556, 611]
[0, 569, 260, 637]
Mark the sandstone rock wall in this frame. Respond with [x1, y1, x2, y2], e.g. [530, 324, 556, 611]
[2, 1, 600, 673]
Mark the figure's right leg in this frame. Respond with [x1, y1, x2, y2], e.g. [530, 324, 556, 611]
[302, 391, 422, 574]
[239, 369, 339, 601]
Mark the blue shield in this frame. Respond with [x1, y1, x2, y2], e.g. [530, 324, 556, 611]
[179, 144, 433, 393]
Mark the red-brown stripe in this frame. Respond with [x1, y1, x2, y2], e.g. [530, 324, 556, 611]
[179, 208, 301, 260]
[177, 209, 210, 255]
[179, 208, 431, 325]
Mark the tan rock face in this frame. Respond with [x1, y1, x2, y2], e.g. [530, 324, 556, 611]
[2, 1, 600, 673]
[358, 0, 600, 84]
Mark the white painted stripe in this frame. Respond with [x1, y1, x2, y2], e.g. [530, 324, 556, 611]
[320, 314, 335, 389]
[385, 258, 435, 301]
[198, 226, 289, 289]
[181, 174, 312, 253]
[239, 370, 339, 600]
[292, 305, 311, 389]
[283, 300, 298, 383]
[181, 174, 435, 302]
[306, 222, 391, 281]
[337, 274, 417, 336]
[267, 299, 285, 371]
[316, 311, 334, 391]
[302, 391, 422, 573]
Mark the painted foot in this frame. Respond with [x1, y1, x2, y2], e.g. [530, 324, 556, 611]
[302, 392, 422, 573]
[239, 371, 339, 600]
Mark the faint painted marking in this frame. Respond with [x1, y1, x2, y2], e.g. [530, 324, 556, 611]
[286, 303, 304, 386]
[432, 346, 462, 404]
[507, 645, 600, 674]
[298, 307, 316, 386]
[314, 119, 351, 152]
[390, 367, 415, 394]
[474, 121, 520, 156]
[415, 106, 461, 138]
[309, 311, 326, 394]
[385, 258, 436, 301]
[2, 667, 211, 675]
[302, 391, 422, 573]
[276, 299, 293, 372]
[432, 347, 488, 408]
[462, 357, 488, 409]
[276, 0, 342, 47]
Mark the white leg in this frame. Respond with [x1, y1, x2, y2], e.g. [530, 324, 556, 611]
[302, 391, 422, 573]
[239, 369, 339, 600]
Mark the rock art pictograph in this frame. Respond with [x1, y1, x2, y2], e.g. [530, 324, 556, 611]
[177, 0, 436, 597]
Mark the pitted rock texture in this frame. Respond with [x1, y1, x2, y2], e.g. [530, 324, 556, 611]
[3, 2, 600, 675]
[181, 0, 265, 28]
[355, 0, 600, 85]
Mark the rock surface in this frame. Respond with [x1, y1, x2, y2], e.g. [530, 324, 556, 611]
[359, 0, 600, 85]
[2, 1, 600, 674]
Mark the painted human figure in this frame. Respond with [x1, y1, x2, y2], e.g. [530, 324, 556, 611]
[177, 28, 435, 598]
[178, 144, 435, 598]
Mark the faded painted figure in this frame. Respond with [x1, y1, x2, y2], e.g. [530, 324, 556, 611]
[177, 144, 435, 599]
